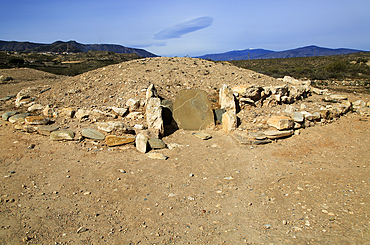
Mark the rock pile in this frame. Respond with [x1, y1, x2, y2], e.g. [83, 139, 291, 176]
[1, 57, 370, 159]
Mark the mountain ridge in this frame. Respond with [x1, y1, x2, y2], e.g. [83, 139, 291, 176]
[196, 45, 365, 61]
[0, 40, 158, 58]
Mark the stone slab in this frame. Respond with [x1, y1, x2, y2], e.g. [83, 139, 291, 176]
[50, 130, 75, 141]
[105, 135, 135, 147]
[81, 128, 105, 140]
[173, 89, 214, 130]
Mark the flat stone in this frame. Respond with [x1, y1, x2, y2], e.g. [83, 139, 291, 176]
[292, 112, 304, 122]
[264, 130, 293, 139]
[37, 125, 60, 135]
[81, 128, 105, 140]
[50, 130, 75, 141]
[249, 132, 267, 140]
[148, 138, 166, 149]
[105, 135, 135, 147]
[146, 153, 168, 160]
[97, 121, 133, 133]
[75, 109, 90, 120]
[173, 89, 214, 130]
[323, 94, 348, 102]
[25, 116, 50, 125]
[192, 132, 212, 140]
[2, 111, 18, 121]
[267, 116, 294, 130]
[27, 104, 43, 112]
[8, 113, 30, 123]
[136, 133, 149, 153]
[252, 140, 272, 145]
[111, 107, 128, 117]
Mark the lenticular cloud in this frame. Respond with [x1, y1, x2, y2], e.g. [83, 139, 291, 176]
[154, 16, 213, 40]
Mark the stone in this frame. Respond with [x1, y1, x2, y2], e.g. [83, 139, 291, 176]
[105, 135, 135, 147]
[111, 107, 128, 117]
[323, 94, 348, 102]
[173, 89, 214, 130]
[59, 108, 75, 118]
[146, 97, 164, 137]
[37, 125, 60, 136]
[146, 153, 168, 160]
[264, 130, 294, 139]
[214, 109, 225, 124]
[292, 112, 304, 123]
[249, 132, 267, 140]
[222, 110, 237, 132]
[267, 116, 294, 130]
[8, 113, 30, 123]
[126, 98, 140, 111]
[148, 138, 166, 149]
[253, 140, 272, 145]
[126, 112, 144, 120]
[27, 104, 43, 112]
[232, 131, 253, 145]
[300, 111, 315, 121]
[25, 116, 50, 125]
[161, 100, 173, 125]
[97, 121, 133, 133]
[42, 105, 55, 117]
[2, 111, 18, 121]
[352, 100, 366, 109]
[232, 83, 263, 101]
[136, 133, 149, 153]
[146, 84, 158, 99]
[50, 130, 75, 141]
[91, 109, 117, 119]
[75, 109, 90, 120]
[81, 128, 105, 140]
[192, 132, 212, 140]
[219, 84, 236, 111]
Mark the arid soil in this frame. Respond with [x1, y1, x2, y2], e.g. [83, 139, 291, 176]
[0, 58, 369, 244]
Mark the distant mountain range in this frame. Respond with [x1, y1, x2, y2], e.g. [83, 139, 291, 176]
[196, 45, 365, 61]
[0, 40, 158, 58]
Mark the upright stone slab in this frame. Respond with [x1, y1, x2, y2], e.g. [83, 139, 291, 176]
[222, 110, 237, 132]
[146, 84, 158, 99]
[173, 89, 214, 130]
[219, 84, 236, 111]
[146, 97, 164, 137]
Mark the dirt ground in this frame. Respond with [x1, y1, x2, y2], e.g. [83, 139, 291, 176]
[0, 61, 369, 244]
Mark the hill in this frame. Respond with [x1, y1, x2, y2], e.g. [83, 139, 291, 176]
[197, 45, 364, 61]
[0, 40, 158, 58]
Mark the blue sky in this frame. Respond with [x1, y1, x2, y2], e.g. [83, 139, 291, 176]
[1, 0, 369, 57]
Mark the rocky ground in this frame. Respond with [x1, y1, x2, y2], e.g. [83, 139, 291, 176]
[0, 58, 369, 244]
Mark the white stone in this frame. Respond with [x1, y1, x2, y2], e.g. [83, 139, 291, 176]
[146, 84, 158, 99]
[146, 97, 164, 137]
[126, 98, 140, 111]
[136, 133, 149, 153]
[222, 110, 237, 132]
[219, 84, 236, 111]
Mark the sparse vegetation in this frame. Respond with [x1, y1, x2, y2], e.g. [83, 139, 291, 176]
[0, 50, 142, 76]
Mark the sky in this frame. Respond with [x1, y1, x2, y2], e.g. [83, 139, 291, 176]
[1, 0, 369, 57]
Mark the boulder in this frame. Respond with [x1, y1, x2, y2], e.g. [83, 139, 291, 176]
[173, 89, 214, 130]
[267, 116, 294, 130]
[146, 97, 164, 137]
[105, 135, 135, 147]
